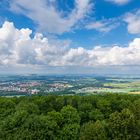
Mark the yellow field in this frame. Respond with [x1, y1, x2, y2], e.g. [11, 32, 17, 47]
[129, 92, 140, 94]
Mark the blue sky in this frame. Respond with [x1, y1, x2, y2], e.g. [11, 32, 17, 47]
[0, 0, 140, 74]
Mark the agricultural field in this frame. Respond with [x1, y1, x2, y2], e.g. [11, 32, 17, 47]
[102, 79, 140, 94]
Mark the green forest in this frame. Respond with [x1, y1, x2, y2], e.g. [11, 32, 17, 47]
[1, 94, 140, 140]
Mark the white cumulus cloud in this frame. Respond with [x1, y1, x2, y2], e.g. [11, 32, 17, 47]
[0, 21, 140, 68]
[0, 21, 69, 66]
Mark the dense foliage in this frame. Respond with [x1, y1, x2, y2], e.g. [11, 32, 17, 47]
[1, 94, 140, 140]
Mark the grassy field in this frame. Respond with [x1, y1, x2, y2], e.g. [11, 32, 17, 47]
[75, 79, 140, 94]
[103, 80, 140, 94]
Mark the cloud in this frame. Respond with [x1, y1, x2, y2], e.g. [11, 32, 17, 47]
[85, 19, 119, 32]
[9, 0, 92, 34]
[0, 21, 69, 66]
[124, 9, 140, 34]
[0, 21, 140, 68]
[105, 0, 131, 5]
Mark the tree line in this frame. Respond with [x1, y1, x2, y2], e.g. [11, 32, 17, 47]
[1, 94, 140, 140]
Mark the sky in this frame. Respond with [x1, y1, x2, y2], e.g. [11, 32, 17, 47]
[0, 0, 140, 75]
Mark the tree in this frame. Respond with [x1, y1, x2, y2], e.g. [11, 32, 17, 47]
[131, 99, 140, 138]
[108, 108, 138, 140]
[78, 103, 93, 123]
[0, 110, 29, 140]
[80, 120, 107, 140]
[0, 98, 15, 119]
[60, 123, 80, 140]
[96, 98, 111, 118]
[89, 109, 104, 121]
[47, 110, 63, 126]
[16, 101, 39, 114]
[60, 105, 80, 124]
